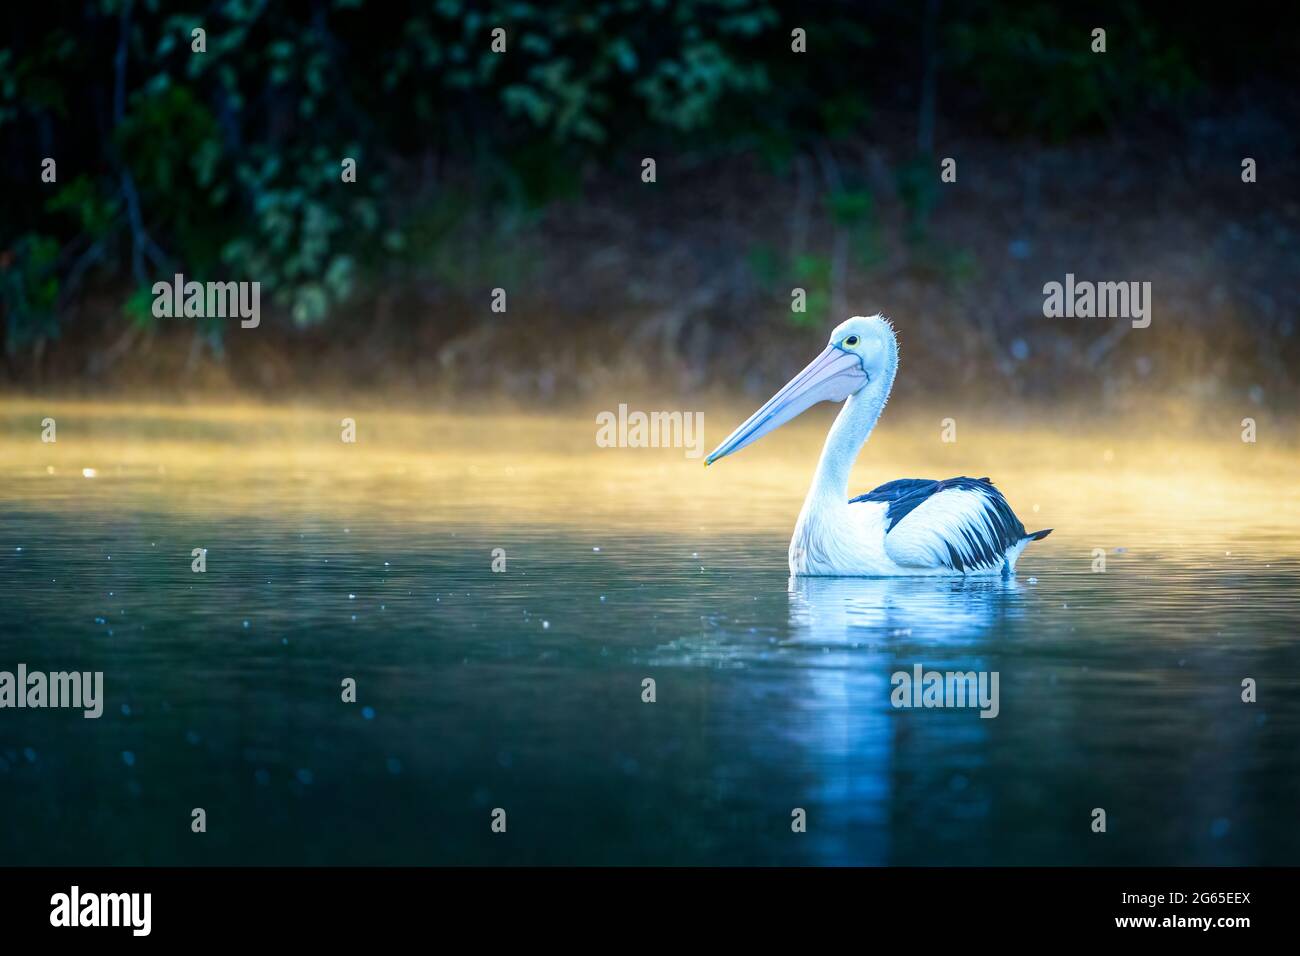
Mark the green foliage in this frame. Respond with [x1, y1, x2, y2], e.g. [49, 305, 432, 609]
[908, 238, 978, 288]
[790, 254, 831, 328]
[747, 178, 888, 330]
[947, 3, 1198, 140]
[114, 85, 218, 197]
[4, 0, 797, 345]
[46, 177, 120, 238]
[221, 149, 372, 326]
[122, 283, 157, 330]
[0, 0, 1222, 354]
[747, 243, 829, 328]
[1, 235, 61, 353]
[896, 156, 940, 242]
[384, 0, 780, 147]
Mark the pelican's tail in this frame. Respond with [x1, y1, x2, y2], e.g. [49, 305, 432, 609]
[1001, 527, 1052, 577]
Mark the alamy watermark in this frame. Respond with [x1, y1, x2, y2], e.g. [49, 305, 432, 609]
[151, 273, 260, 328]
[1042, 273, 1151, 328]
[890, 664, 1000, 718]
[596, 404, 705, 460]
[0, 664, 103, 718]
[50, 886, 150, 936]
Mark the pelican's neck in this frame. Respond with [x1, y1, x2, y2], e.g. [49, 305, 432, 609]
[806, 363, 895, 508]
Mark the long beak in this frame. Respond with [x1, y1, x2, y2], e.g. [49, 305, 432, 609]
[704, 345, 868, 466]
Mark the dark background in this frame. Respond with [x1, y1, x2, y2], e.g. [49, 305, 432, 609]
[2, 0, 1297, 411]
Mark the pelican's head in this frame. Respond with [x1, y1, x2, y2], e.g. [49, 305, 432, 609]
[704, 314, 897, 466]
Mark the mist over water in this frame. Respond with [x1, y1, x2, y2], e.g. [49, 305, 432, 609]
[2, 401, 1298, 864]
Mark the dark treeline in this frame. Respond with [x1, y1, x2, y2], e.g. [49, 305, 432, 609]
[1, 1, 1296, 404]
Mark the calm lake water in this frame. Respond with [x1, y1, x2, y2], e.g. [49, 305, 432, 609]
[2, 400, 1298, 865]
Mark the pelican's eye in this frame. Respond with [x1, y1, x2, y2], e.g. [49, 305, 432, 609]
[843, 335, 860, 347]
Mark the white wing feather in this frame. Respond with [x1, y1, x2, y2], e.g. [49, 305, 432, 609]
[882, 488, 1011, 571]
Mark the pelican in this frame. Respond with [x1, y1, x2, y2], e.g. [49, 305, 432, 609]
[705, 314, 1051, 577]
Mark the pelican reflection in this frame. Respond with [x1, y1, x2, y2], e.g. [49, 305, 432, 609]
[786, 573, 1024, 648]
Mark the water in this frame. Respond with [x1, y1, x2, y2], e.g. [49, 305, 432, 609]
[2, 401, 1298, 864]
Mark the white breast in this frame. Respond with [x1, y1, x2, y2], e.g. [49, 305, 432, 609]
[789, 499, 908, 576]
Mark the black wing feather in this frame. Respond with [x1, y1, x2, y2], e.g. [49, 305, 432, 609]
[850, 476, 1035, 572]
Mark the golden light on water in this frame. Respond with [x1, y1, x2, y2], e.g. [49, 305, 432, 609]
[2, 399, 1297, 549]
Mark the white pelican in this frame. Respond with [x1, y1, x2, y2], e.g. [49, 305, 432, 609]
[705, 314, 1051, 577]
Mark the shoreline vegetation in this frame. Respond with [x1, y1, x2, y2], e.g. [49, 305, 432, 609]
[1, 3, 1296, 411]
